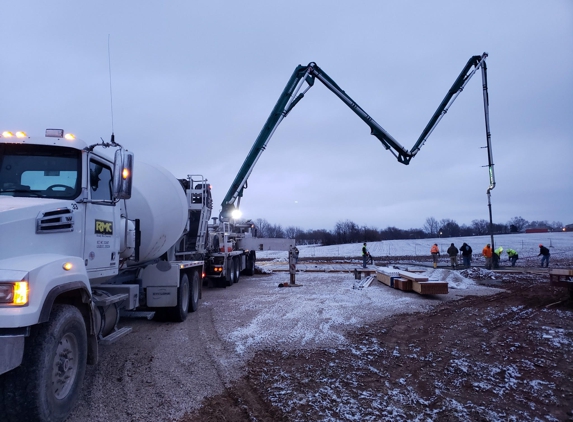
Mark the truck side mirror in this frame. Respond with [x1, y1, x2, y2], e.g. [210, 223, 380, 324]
[113, 149, 134, 200]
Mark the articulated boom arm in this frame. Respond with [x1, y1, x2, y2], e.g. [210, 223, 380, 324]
[221, 53, 491, 220]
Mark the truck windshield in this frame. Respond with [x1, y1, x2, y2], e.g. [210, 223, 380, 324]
[0, 143, 82, 199]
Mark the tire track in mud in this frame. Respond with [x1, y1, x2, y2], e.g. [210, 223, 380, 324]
[66, 298, 247, 422]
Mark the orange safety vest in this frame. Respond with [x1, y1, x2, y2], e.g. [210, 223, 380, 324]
[482, 246, 492, 258]
[430, 245, 439, 254]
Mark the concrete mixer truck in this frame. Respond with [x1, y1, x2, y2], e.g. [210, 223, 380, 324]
[0, 129, 224, 421]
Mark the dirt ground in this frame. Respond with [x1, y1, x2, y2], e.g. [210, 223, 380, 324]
[64, 256, 573, 422]
[184, 259, 573, 422]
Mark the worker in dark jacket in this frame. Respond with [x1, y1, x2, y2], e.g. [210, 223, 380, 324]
[293, 246, 300, 264]
[447, 243, 459, 269]
[493, 246, 503, 269]
[538, 244, 550, 268]
[460, 243, 472, 268]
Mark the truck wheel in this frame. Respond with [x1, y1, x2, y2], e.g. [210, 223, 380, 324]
[243, 250, 256, 276]
[0, 304, 87, 422]
[234, 257, 240, 283]
[168, 273, 190, 322]
[190, 270, 200, 312]
[225, 259, 235, 286]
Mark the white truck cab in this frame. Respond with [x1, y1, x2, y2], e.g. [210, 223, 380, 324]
[0, 129, 203, 422]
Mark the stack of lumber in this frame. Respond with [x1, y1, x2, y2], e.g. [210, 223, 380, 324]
[376, 267, 400, 288]
[549, 269, 573, 287]
[394, 277, 412, 291]
[400, 271, 449, 295]
[375, 268, 449, 295]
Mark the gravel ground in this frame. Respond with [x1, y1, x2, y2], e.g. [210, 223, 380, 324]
[66, 261, 573, 422]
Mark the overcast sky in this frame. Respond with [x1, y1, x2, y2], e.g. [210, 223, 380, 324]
[2, 1, 572, 230]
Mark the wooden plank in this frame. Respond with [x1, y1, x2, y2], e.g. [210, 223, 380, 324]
[376, 272, 394, 287]
[412, 281, 448, 295]
[550, 279, 573, 288]
[394, 278, 412, 291]
[398, 270, 429, 282]
[549, 269, 573, 276]
[354, 268, 376, 279]
[549, 271, 573, 288]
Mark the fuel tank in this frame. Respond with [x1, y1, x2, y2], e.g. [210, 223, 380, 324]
[127, 162, 187, 263]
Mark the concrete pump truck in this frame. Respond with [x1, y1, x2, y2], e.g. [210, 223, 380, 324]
[0, 52, 494, 422]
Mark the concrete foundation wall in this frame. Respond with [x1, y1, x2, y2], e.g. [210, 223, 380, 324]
[238, 237, 295, 251]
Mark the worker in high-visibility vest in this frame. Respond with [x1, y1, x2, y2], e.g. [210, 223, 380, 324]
[493, 246, 503, 269]
[430, 243, 440, 269]
[482, 244, 492, 270]
[361, 243, 369, 268]
[507, 248, 518, 267]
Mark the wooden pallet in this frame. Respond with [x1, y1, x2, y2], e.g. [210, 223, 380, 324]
[376, 272, 395, 287]
[376, 269, 448, 295]
[412, 280, 449, 295]
[398, 271, 429, 282]
[549, 269, 573, 288]
[394, 278, 412, 291]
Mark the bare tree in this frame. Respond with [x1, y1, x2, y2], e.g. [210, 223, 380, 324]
[438, 219, 460, 237]
[471, 219, 489, 235]
[334, 220, 360, 244]
[254, 218, 271, 237]
[284, 226, 304, 240]
[527, 220, 550, 229]
[507, 216, 528, 232]
[267, 224, 285, 238]
[360, 225, 380, 242]
[380, 226, 408, 240]
[423, 217, 439, 237]
[550, 221, 564, 231]
[298, 229, 335, 245]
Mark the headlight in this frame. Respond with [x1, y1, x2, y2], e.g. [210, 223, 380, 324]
[0, 282, 29, 305]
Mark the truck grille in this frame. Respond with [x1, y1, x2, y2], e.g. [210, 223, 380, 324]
[36, 208, 75, 233]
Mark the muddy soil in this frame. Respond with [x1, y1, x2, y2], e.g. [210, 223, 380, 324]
[184, 262, 573, 422]
[65, 257, 573, 422]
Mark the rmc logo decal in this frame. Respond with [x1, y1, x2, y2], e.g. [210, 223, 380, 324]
[95, 220, 113, 235]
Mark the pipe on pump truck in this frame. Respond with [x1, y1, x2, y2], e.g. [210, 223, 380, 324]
[220, 53, 495, 234]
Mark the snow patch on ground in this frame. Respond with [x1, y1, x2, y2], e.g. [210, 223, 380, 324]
[223, 271, 498, 357]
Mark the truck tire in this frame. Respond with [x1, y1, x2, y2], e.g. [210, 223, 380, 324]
[0, 304, 87, 422]
[243, 250, 256, 276]
[168, 273, 190, 322]
[190, 270, 200, 312]
[234, 257, 240, 283]
[225, 259, 235, 286]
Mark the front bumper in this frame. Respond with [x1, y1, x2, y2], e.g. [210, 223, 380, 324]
[0, 327, 29, 375]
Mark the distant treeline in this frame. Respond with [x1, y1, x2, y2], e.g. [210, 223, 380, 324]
[248, 216, 565, 246]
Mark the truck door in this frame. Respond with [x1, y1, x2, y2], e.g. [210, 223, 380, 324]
[84, 157, 120, 278]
